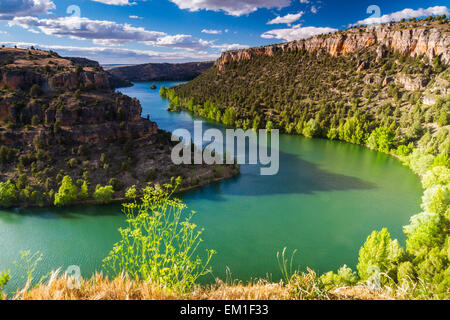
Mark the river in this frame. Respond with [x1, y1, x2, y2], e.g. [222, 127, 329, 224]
[0, 81, 422, 292]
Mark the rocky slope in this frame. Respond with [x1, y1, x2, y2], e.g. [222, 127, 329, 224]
[108, 61, 214, 82]
[216, 18, 450, 71]
[0, 47, 237, 208]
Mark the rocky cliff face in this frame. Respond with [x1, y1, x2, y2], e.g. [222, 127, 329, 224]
[216, 23, 449, 71]
[0, 47, 159, 146]
[0, 68, 111, 92]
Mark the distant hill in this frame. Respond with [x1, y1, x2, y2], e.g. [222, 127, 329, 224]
[169, 17, 449, 140]
[108, 61, 214, 82]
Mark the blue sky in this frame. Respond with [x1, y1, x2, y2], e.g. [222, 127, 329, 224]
[0, 0, 448, 64]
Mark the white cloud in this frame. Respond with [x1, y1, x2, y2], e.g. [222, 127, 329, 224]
[0, 41, 220, 64]
[129, 15, 143, 19]
[147, 34, 213, 50]
[267, 12, 304, 25]
[10, 16, 165, 45]
[354, 6, 449, 26]
[201, 29, 222, 34]
[91, 0, 137, 5]
[169, 0, 291, 16]
[311, 6, 318, 14]
[261, 25, 338, 42]
[0, 0, 55, 20]
[9, 16, 248, 51]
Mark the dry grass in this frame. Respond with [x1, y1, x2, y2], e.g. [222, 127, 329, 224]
[12, 270, 401, 301]
[15, 271, 291, 301]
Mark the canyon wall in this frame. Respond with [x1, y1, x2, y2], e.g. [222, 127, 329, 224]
[216, 25, 450, 71]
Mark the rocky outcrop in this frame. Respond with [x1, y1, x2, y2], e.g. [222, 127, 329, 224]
[216, 24, 450, 71]
[395, 75, 430, 91]
[0, 48, 159, 145]
[0, 68, 111, 92]
[108, 61, 214, 82]
[49, 71, 110, 91]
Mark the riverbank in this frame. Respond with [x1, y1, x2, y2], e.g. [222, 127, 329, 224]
[0, 165, 239, 210]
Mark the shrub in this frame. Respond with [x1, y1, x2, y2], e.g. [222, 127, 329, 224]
[0, 181, 18, 207]
[367, 127, 394, 153]
[93, 185, 114, 204]
[102, 183, 215, 294]
[159, 86, 166, 98]
[397, 261, 416, 283]
[422, 166, 450, 189]
[320, 265, 358, 290]
[54, 176, 78, 206]
[303, 119, 320, 138]
[66, 158, 78, 169]
[357, 229, 403, 284]
[0, 271, 10, 300]
[408, 149, 434, 175]
[79, 180, 89, 199]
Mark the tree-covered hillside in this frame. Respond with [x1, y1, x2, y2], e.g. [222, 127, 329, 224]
[161, 17, 450, 299]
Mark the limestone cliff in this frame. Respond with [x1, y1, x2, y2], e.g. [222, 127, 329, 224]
[216, 21, 449, 71]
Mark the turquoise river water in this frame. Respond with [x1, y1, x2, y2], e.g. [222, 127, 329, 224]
[0, 81, 423, 293]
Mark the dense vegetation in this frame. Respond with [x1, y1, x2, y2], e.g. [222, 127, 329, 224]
[160, 17, 450, 299]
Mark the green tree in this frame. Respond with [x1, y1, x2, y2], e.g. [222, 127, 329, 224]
[0, 271, 10, 300]
[252, 115, 261, 131]
[0, 181, 18, 207]
[338, 117, 365, 144]
[422, 166, 450, 189]
[302, 119, 320, 138]
[437, 110, 448, 127]
[327, 127, 339, 140]
[159, 86, 167, 98]
[54, 176, 79, 206]
[266, 120, 274, 133]
[367, 127, 395, 153]
[357, 229, 403, 283]
[93, 185, 114, 204]
[222, 108, 236, 126]
[79, 180, 89, 199]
